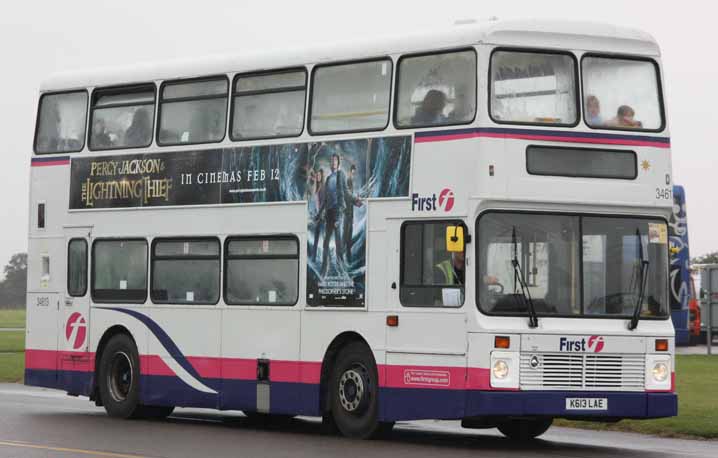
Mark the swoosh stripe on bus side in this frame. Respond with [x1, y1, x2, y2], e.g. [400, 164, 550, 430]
[95, 307, 217, 394]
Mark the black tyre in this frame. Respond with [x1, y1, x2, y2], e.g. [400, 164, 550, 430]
[328, 342, 387, 439]
[98, 334, 142, 418]
[497, 418, 553, 441]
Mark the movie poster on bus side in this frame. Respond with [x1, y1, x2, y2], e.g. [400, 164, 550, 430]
[305, 136, 411, 307]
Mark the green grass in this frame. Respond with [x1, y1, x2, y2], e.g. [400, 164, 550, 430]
[0, 331, 25, 353]
[0, 309, 26, 328]
[556, 355, 718, 439]
[0, 353, 24, 383]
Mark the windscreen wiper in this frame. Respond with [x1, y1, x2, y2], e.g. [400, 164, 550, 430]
[512, 226, 539, 328]
[629, 228, 650, 330]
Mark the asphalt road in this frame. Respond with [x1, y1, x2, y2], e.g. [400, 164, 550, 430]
[0, 384, 715, 458]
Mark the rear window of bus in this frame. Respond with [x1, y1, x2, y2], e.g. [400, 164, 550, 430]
[34, 91, 88, 154]
[582, 56, 664, 131]
[490, 50, 578, 126]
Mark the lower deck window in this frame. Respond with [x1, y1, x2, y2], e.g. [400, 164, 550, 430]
[151, 238, 220, 304]
[92, 240, 147, 303]
[401, 221, 465, 307]
[225, 237, 298, 305]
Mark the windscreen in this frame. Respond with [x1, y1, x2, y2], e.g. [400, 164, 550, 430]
[478, 212, 668, 318]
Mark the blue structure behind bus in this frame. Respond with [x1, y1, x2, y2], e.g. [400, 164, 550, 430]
[669, 185, 691, 345]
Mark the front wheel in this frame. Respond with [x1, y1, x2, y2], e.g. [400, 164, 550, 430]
[497, 418, 553, 441]
[328, 342, 385, 439]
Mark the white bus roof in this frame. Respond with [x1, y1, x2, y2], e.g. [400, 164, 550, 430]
[40, 18, 659, 92]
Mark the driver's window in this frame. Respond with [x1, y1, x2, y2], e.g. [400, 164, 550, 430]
[400, 221, 465, 307]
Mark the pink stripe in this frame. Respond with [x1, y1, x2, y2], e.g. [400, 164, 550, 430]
[415, 132, 478, 143]
[221, 358, 257, 380]
[271, 360, 322, 384]
[187, 356, 222, 379]
[416, 131, 670, 148]
[25, 349, 95, 372]
[31, 160, 70, 167]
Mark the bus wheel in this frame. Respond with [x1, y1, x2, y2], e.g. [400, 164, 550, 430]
[329, 342, 382, 439]
[98, 334, 142, 419]
[497, 418, 553, 441]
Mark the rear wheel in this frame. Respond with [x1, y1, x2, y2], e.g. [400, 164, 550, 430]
[328, 342, 388, 439]
[98, 334, 142, 418]
[98, 334, 175, 420]
[497, 418, 553, 441]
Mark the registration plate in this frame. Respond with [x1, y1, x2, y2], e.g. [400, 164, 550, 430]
[565, 398, 608, 411]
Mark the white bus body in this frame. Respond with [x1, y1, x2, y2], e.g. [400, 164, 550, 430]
[26, 19, 676, 439]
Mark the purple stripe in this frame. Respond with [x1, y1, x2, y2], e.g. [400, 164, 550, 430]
[415, 127, 670, 145]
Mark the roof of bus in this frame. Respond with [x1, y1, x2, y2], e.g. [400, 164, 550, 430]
[40, 18, 660, 92]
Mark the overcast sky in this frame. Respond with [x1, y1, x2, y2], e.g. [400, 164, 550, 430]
[1, 0, 716, 271]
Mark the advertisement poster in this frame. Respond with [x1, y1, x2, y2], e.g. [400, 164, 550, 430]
[69, 135, 412, 307]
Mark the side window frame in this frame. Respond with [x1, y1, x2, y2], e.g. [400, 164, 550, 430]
[580, 53, 666, 133]
[91, 238, 148, 304]
[393, 47, 478, 130]
[308, 56, 393, 136]
[67, 238, 88, 297]
[33, 89, 89, 155]
[157, 75, 229, 147]
[399, 219, 467, 308]
[88, 83, 157, 152]
[488, 47, 580, 128]
[229, 67, 307, 142]
[223, 235, 300, 306]
[150, 237, 221, 305]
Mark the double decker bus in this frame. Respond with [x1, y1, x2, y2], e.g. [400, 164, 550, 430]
[26, 19, 676, 440]
[668, 185, 701, 345]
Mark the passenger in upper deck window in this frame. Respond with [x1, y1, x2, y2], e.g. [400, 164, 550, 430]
[412, 89, 447, 125]
[125, 108, 150, 146]
[585, 95, 603, 126]
[608, 105, 643, 129]
[92, 118, 113, 149]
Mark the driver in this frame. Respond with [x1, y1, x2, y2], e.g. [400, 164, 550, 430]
[435, 252, 465, 285]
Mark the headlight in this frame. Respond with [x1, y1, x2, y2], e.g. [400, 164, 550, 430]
[652, 362, 668, 382]
[493, 360, 509, 379]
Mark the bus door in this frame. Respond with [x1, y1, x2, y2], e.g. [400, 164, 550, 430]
[385, 218, 468, 418]
[59, 226, 93, 393]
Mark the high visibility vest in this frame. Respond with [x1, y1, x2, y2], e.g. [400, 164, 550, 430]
[436, 259, 456, 284]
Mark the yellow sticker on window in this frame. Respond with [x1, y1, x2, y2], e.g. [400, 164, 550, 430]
[648, 223, 667, 244]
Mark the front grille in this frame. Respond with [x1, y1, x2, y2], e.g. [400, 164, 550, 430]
[520, 353, 645, 391]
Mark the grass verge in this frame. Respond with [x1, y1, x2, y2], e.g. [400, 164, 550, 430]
[0, 331, 25, 353]
[556, 355, 718, 439]
[0, 353, 23, 383]
[0, 309, 26, 328]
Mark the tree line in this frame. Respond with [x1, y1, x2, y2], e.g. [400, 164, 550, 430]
[0, 253, 26, 309]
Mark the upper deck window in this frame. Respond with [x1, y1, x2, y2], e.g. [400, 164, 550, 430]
[310, 59, 392, 134]
[395, 50, 476, 128]
[582, 56, 663, 131]
[158, 77, 228, 145]
[232, 70, 306, 140]
[490, 50, 578, 126]
[34, 91, 88, 154]
[90, 85, 155, 150]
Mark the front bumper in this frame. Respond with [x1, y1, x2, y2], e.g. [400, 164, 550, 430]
[465, 390, 677, 419]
